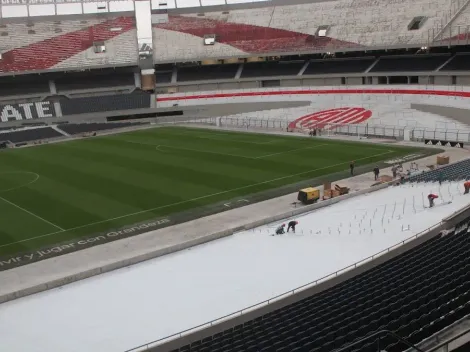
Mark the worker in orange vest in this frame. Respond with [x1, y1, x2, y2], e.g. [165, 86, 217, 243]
[464, 181, 470, 194]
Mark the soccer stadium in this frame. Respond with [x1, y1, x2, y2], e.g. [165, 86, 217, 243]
[2, 0, 470, 351]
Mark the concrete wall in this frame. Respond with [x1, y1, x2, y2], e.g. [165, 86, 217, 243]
[281, 79, 302, 87]
[411, 103, 470, 126]
[456, 76, 470, 86]
[419, 76, 433, 85]
[435, 76, 453, 85]
[346, 77, 363, 85]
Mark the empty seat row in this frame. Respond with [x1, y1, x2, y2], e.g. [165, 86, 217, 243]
[407, 159, 470, 183]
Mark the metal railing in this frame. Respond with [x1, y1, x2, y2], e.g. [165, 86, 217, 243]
[334, 330, 425, 352]
[427, 325, 470, 352]
[123, 221, 443, 352]
[197, 116, 470, 143]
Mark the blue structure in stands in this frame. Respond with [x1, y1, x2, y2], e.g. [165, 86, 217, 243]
[407, 159, 470, 183]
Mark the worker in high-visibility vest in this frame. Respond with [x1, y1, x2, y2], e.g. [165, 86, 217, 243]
[464, 181, 470, 194]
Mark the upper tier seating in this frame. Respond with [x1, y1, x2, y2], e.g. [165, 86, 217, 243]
[435, 2, 470, 42]
[440, 53, 470, 71]
[0, 127, 62, 143]
[54, 68, 136, 92]
[170, 207, 470, 352]
[0, 16, 138, 74]
[0, 75, 50, 97]
[153, 0, 452, 62]
[240, 61, 304, 78]
[59, 90, 151, 116]
[303, 57, 375, 75]
[370, 54, 450, 72]
[156, 70, 173, 84]
[58, 122, 144, 135]
[177, 64, 239, 82]
[407, 158, 470, 183]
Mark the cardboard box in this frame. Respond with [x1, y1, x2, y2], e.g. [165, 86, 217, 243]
[437, 155, 449, 165]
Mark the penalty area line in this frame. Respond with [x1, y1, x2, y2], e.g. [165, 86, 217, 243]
[0, 149, 394, 249]
[0, 196, 65, 232]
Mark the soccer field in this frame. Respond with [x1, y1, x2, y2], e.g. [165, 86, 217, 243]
[0, 127, 425, 261]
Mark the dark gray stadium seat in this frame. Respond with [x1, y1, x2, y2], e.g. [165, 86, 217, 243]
[440, 53, 470, 71]
[370, 54, 450, 72]
[303, 57, 375, 75]
[0, 127, 62, 143]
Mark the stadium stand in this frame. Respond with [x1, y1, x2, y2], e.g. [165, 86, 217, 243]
[240, 61, 305, 78]
[436, 0, 470, 42]
[152, 0, 452, 62]
[0, 16, 138, 73]
[177, 64, 239, 82]
[58, 122, 145, 135]
[156, 70, 174, 84]
[169, 210, 470, 352]
[0, 74, 50, 97]
[370, 54, 451, 72]
[407, 159, 470, 182]
[59, 90, 151, 115]
[0, 127, 62, 143]
[439, 53, 470, 71]
[303, 57, 376, 75]
[54, 68, 136, 92]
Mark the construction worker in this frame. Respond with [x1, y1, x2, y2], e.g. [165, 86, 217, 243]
[464, 181, 470, 194]
[373, 166, 380, 181]
[275, 224, 286, 235]
[428, 193, 438, 208]
[350, 161, 355, 176]
[287, 220, 298, 233]
[438, 171, 444, 185]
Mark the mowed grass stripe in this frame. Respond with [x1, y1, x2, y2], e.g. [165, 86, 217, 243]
[0, 155, 143, 222]
[61, 139, 259, 191]
[0, 196, 58, 240]
[9, 147, 183, 210]
[94, 137, 290, 183]
[0, 126, 421, 257]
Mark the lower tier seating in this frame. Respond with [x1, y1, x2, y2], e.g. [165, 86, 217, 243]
[58, 122, 144, 135]
[303, 57, 375, 75]
[0, 127, 62, 143]
[370, 54, 450, 72]
[407, 159, 470, 183]
[440, 53, 470, 71]
[177, 64, 239, 82]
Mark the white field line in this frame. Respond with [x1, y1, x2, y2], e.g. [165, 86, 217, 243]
[254, 144, 329, 159]
[0, 196, 64, 231]
[0, 150, 394, 248]
[166, 131, 277, 145]
[154, 143, 255, 159]
[0, 172, 40, 193]
[124, 139, 327, 160]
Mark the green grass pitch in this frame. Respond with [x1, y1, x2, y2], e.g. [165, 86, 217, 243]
[0, 126, 422, 258]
